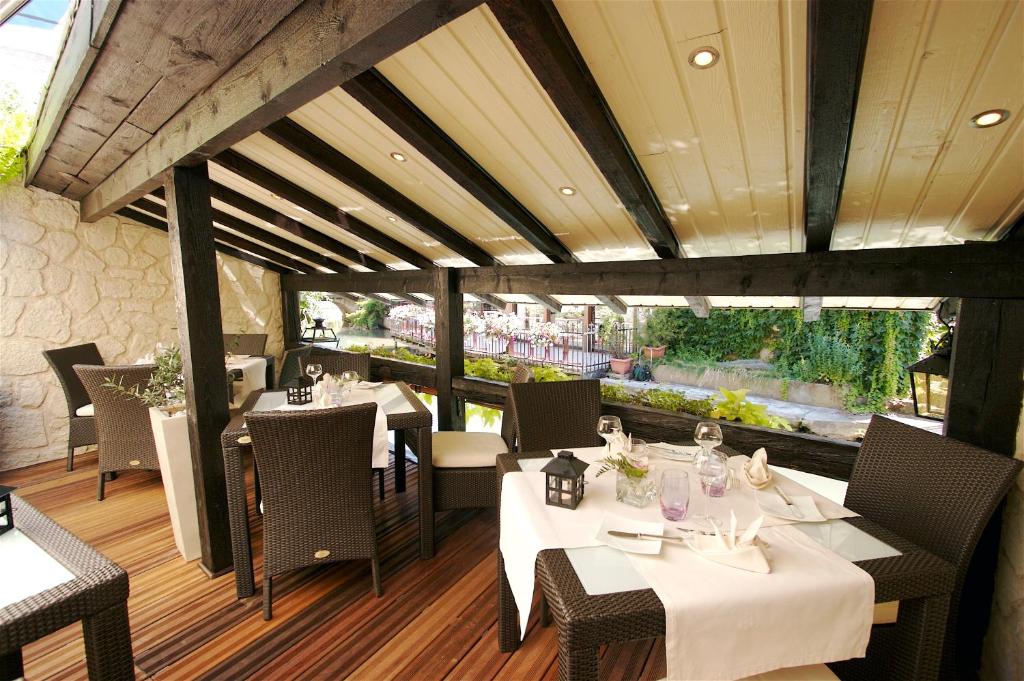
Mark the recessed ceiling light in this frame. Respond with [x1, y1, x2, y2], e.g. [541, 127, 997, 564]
[558, 186, 576, 196]
[390, 152, 407, 162]
[970, 109, 1010, 128]
[387, 216, 397, 222]
[688, 46, 720, 69]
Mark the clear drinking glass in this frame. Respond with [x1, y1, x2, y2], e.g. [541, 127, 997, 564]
[340, 370, 360, 397]
[306, 363, 323, 384]
[626, 438, 649, 468]
[597, 415, 623, 453]
[694, 421, 725, 528]
[659, 469, 690, 521]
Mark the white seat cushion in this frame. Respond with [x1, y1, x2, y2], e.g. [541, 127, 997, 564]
[741, 663, 838, 680]
[75, 403, 94, 417]
[431, 431, 508, 468]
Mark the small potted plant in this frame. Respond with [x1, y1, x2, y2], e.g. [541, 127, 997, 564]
[596, 452, 657, 508]
[642, 345, 667, 361]
[600, 318, 632, 375]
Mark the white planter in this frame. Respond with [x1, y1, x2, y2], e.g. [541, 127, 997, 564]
[148, 408, 202, 562]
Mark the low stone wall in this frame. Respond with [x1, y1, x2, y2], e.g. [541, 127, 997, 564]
[0, 184, 283, 470]
[654, 363, 847, 410]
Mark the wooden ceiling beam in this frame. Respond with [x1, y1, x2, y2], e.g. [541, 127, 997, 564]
[341, 70, 574, 264]
[263, 118, 496, 266]
[529, 294, 562, 314]
[474, 294, 506, 311]
[213, 149, 435, 270]
[115, 207, 293, 274]
[596, 296, 627, 316]
[803, 0, 874, 252]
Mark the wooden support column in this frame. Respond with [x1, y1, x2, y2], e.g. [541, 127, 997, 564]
[583, 305, 596, 353]
[434, 268, 465, 431]
[944, 297, 1024, 677]
[164, 164, 233, 576]
[282, 290, 301, 347]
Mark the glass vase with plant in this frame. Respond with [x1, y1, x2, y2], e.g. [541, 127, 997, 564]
[596, 453, 657, 507]
[103, 346, 186, 415]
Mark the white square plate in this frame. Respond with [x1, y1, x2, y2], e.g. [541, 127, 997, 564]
[596, 513, 666, 554]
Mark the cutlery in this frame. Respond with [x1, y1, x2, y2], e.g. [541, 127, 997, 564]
[774, 486, 804, 519]
[608, 530, 684, 543]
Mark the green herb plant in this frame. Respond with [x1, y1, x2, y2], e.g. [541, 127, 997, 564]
[711, 388, 793, 431]
[595, 454, 649, 479]
[102, 346, 186, 412]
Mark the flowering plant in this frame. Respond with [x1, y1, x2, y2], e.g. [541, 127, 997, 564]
[485, 314, 522, 341]
[463, 313, 486, 334]
[530, 321, 561, 349]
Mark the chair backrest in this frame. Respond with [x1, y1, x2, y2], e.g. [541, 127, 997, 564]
[500, 364, 533, 449]
[279, 345, 313, 387]
[510, 379, 602, 452]
[43, 343, 104, 416]
[223, 333, 268, 356]
[246, 404, 378, 575]
[845, 415, 1022, 674]
[312, 350, 371, 380]
[74, 364, 160, 473]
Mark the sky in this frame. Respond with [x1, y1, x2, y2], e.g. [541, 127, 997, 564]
[0, 0, 71, 112]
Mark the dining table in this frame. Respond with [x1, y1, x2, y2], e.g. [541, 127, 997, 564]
[221, 381, 432, 599]
[496, 448, 956, 681]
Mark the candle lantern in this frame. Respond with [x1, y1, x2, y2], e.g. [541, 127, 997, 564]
[906, 303, 954, 421]
[0, 485, 14, 536]
[541, 451, 589, 509]
[287, 376, 314, 405]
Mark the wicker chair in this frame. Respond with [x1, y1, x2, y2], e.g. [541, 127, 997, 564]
[831, 416, 1022, 681]
[246, 404, 382, 619]
[223, 333, 268, 356]
[310, 350, 371, 380]
[278, 345, 312, 387]
[75, 364, 160, 501]
[509, 379, 603, 452]
[43, 343, 104, 471]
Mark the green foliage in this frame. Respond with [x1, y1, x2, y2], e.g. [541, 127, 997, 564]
[598, 314, 629, 359]
[464, 357, 507, 381]
[0, 85, 32, 185]
[710, 388, 792, 431]
[599, 384, 714, 418]
[102, 346, 185, 410]
[529, 365, 571, 383]
[596, 454, 649, 479]
[299, 291, 328, 328]
[644, 307, 931, 410]
[346, 300, 388, 330]
[343, 345, 571, 383]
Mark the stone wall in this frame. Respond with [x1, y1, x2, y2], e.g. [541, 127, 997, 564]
[981, 396, 1024, 680]
[0, 184, 283, 471]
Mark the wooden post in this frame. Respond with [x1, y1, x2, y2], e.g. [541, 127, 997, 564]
[164, 164, 233, 576]
[583, 305, 595, 353]
[944, 297, 1024, 677]
[434, 268, 465, 431]
[282, 289, 301, 347]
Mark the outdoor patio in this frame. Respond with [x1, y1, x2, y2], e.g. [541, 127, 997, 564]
[1, 1, 1022, 680]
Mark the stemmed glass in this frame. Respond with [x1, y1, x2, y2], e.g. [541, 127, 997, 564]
[693, 421, 724, 528]
[306, 363, 323, 384]
[340, 370, 360, 398]
[597, 415, 622, 453]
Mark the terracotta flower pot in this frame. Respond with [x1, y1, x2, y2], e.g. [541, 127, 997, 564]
[643, 345, 667, 360]
[609, 357, 633, 375]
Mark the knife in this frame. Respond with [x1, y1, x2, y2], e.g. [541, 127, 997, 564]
[774, 486, 804, 518]
[607, 530, 684, 543]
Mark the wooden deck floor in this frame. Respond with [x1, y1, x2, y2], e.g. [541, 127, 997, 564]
[1, 452, 666, 680]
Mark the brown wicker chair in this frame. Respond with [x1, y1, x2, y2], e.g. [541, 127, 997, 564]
[223, 333, 268, 356]
[43, 343, 104, 471]
[74, 364, 160, 501]
[509, 379, 603, 452]
[278, 345, 312, 387]
[246, 404, 382, 619]
[310, 350, 371, 380]
[832, 415, 1023, 681]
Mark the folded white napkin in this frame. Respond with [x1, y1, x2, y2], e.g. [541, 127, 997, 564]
[608, 431, 629, 456]
[312, 386, 333, 408]
[756, 490, 827, 522]
[685, 512, 771, 573]
[743, 448, 774, 488]
[319, 373, 339, 393]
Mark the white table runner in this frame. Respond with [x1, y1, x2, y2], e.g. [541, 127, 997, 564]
[226, 356, 267, 408]
[499, 447, 873, 680]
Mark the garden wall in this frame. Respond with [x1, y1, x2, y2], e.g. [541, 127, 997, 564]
[653, 363, 847, 410]
[0, 184, 284, 470]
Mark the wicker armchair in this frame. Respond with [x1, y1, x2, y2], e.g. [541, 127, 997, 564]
[832, 416, 1023, 681]
[310, 350, 372, 380]
[75, 364, 160, 501]
[43, 343, 104, 471]
[278, 345, 312, 387]
[509, 379, 603, 452]
[223, 333, 268, 356]
[246, 404, 382, 619]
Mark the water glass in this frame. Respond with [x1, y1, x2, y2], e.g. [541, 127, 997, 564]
[626, 438, 649, 469]
[306, 363, 323, 384]
[340, 370, 360, 397]
[659, 470, 690, 521]
[597, 415, 623, 452]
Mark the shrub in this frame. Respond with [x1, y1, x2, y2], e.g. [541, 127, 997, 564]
[710, 388, 792, 431]
[346, 300, 389, 330]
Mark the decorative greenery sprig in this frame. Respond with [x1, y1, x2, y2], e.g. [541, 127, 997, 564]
[102, 346, 185, 410]
[595, 454, 649, 479]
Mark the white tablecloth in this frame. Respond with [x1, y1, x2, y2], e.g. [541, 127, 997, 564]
[499, 447, 873, 680]
[226, 356, 267, 408]
[275, 388, 389, 469]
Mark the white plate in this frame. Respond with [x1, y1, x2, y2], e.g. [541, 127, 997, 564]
[596, 514, 666, 555]
[650, 443, 701, 462]
[755, 490, 827, 522]
[358, 381, 383, 389]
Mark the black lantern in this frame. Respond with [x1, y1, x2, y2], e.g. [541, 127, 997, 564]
[0, 485, 14, 536]
[906, 302, 954, 420]
[541, 451, 589, 509]
[287, 376, 314, 405]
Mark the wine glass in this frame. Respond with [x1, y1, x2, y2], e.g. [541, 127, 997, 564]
[306, 363, 323, 384]
[597, 415, 622, 453]
[693, 421, 723, 464]
[693, 421, 724, 528]
[340, 370, 360, 397]
[697, 453, 729, 528]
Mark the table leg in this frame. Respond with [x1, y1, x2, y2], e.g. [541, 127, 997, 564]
[82, 601, 134, 681]
[558, 640, 599, 681]
[418, 425, 435, 559]
[0, 649, 23, 681]
[393, 429, 407, 493]
[497, 551, 521, 653]
[223, 443, 255, 598]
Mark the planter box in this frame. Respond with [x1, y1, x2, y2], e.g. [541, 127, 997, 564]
[148, 408, 202, 562]
[609, 357, 633, 375]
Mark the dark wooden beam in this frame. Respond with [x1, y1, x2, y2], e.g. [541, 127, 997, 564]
[282, 269, 435, 295]
[263, 118, 495, 266]
[116, 206, 292, 274]
[596, 295, 627, 315]
[433, 268, 465, 432]
[282, 290, 301, 347]
[163, 164, 232, 575]
[81, 0, 485, 220]
[488, 0, 680, 260]
[529, 294, 561, 314]
[475, 293, 506, 310]
[804, 0, 873, 252]
[342, 70, 574, 264]
[1002, 210, 1024, 241]
[205, 180, 386, 271]
[213, 149, 434, 270]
